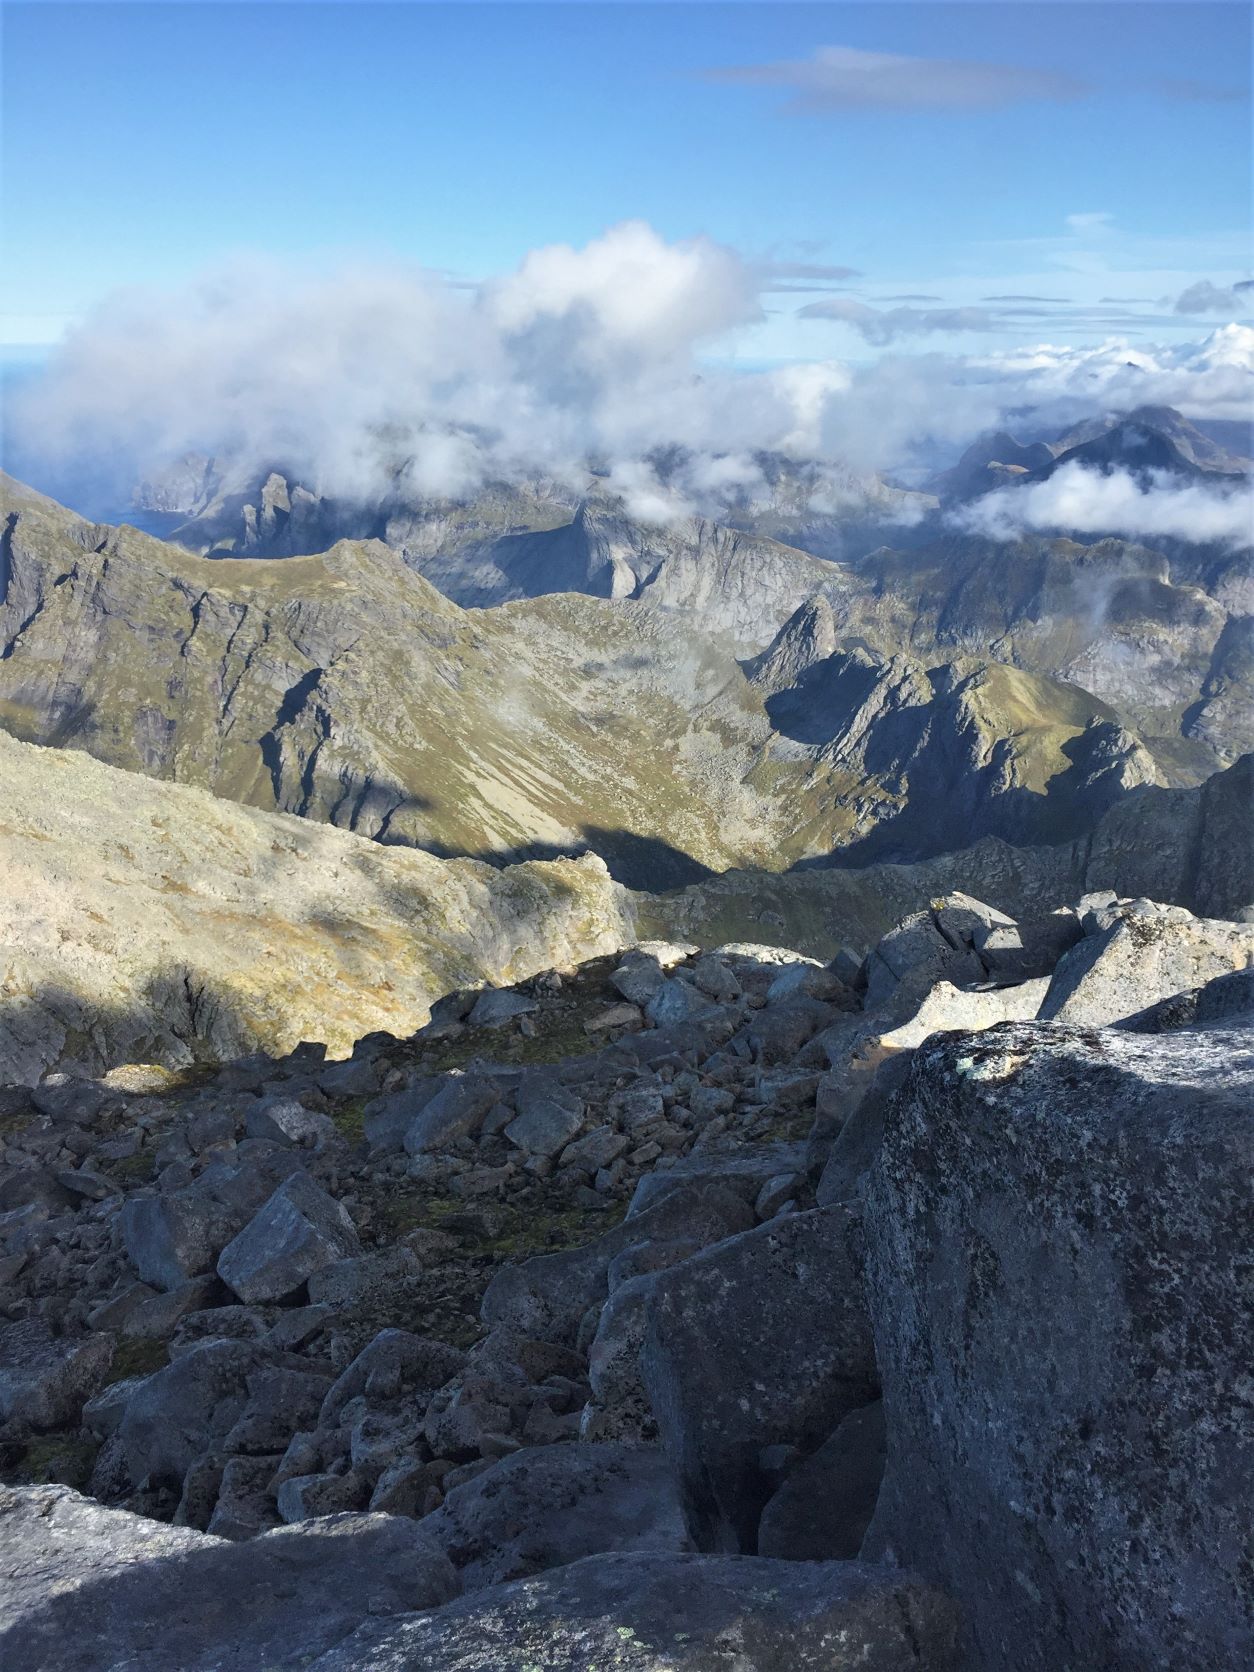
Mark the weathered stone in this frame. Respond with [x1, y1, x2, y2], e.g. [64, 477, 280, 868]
[558, 1124, 629, 1174]
[116, 1339, 263, 1488]
[861, 1020, 1254, 1672]
[276, 1469, 370, 1523]
[467, 988, 536, 1027]
[1039, 912, 1254, 1027]
[503, 1085, 583, 1157]
[245, 1097, 337, 1148]
[610, 950, 667, 1006]
[817, 1054, 914, 1208]
[480, 1181, 754, 1345]
[420, 1442, 690, 1589]
[206, 1452, 283, 1540]
[309, 1551, 959, 1671]
[644, 978, 714, 1028]
[306, 1246, 420, 1311]
[0, 1320, 112, 1434]
[319, 1329, 465, 1428]
[758, 1400, 886, 1560]
[403, 1074, 498, 1154]
[0, 1484, 457, 1671]
[217, 1172, 359, 1304]
[1119, 966, 1254, 1032]
[120, 1155, 299, 1291]
[643, 1204, 879, 1552]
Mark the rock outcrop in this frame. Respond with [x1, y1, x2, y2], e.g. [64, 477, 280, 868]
[861, 1020, 1254, 1672]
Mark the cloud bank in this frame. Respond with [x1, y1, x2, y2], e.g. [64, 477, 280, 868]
[7, 222, 1253, 521]
[954, 462, 1254, 550]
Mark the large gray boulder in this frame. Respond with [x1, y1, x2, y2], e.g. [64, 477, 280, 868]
[0, 1484, 457, 1672]
[0, 1321, 113, 1434]
[120, 1151, 302, 1291]
[861, 1019, 1254, 1672]
[217, 1172, 359, 1303]
[307, 1550, 959, 1671]
[403, 1074, 498, 1154]
[419, 1441, 689, 1589]
[480, 1181, 754, 1345]
[1038, 910, 1254, 1026]
[115, 1339, 263, 1488]
[642, 1204, 879, 1552]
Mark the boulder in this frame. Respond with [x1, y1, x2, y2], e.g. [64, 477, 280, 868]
[318, 1329, 465, 1429]
[479, 1181, 754, 1345]
[244, 1097, 336, 1148]
[1038, 912, 1254, 1027]
[0, 1320, 113, 1434]
[861, 1020, 1254, 1672]
[217, 1173, 359, 1304]
[308, 1551, 959, 1671]
[120, 1155, 300, 1291]
[862, 894, 1010, 1013]
[642, 1204, 879, 1552]
[306, 1247, 420, 1311]
[420, 1442, 689, 1589]
[817, 1054, 914, 1207]
[757, 1400, 886, 1560]
[0, 1484, 457, 1672]
[1119, 966, 1254, 1032]
[115, 1340, 265, 1489]
[403, 1074, 498, 1154]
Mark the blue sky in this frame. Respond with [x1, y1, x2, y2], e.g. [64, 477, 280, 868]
[2, 0, 1250, 360]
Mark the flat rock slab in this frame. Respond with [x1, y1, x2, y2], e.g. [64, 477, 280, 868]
[217, 1171, 359, 1303]
[307, 1551, 959, 1671]
[0, 1485, 456, 1672]
[420, 1441, 690, 1589]
[862, 1019, 1254, 1672]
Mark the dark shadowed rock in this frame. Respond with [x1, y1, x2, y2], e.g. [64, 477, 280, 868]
[217, 1172, 359, 1303]
[0, 1484, 457, 1671]
[1119, 965, 1254, 1032]
[861, 1020, 1254, 1672]
[419, 1441, 689, 1589]
[757, 1399, 886, 1560]
[116, 1339, 264, 1488]
[403, 1074, 499, 1154]
[480, 1181, 754, 1345]
[306, 1550, 959, 1671]
[0, 1321, 113, 1435]
[642, 1204, 879, 1552]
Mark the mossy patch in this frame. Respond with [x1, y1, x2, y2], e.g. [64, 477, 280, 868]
[103, 1337, 169, 1384]
[9, 1432, 99, 1490]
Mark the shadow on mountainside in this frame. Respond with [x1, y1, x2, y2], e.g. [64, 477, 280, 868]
[416, 827, 715, 892]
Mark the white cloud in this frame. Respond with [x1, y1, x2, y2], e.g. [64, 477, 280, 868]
[954, 462, 1253, 550]
[799, 298, 998, 343]
[7, 222, 1252, 522]
[704, 44, 1086, 112]
[1174, 278, 1254, 315]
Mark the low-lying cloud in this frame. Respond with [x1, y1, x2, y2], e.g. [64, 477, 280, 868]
[800, 298, 997, 343]
[953, 462, 1254, 550]
[7, 221, 1253, 523]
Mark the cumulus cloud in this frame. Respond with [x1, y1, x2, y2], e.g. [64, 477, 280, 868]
[953, 462, 1254, 550]
[1174, 278, 1254, 315]
[799, 298, 997, 343]
[703, 44, 1086, 112]
[8, 221, 1254, 522]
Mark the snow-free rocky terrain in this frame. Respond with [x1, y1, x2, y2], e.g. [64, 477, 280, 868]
[2, 888, 1251, 1670]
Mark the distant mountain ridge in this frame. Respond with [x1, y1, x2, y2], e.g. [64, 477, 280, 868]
[0, 473, 1202, 888]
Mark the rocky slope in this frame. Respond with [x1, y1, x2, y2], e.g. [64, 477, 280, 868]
[5, 722, 1247, 1086]
[1, 890, 1249, 1669]
[1, 474, 1182, 882]
[0, 730, 631, 1085]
